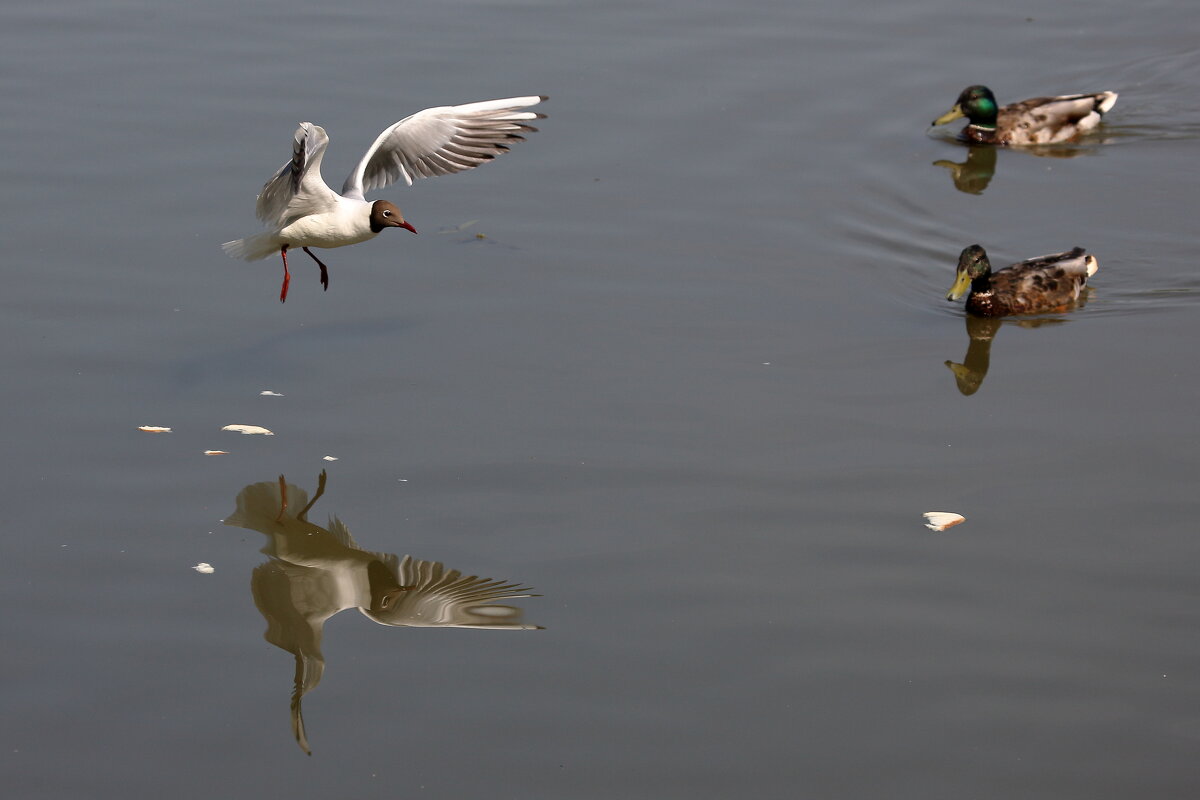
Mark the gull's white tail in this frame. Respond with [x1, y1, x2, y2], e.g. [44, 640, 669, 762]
[222, 232, 283, 261]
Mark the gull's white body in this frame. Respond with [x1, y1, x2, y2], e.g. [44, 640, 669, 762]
[224, 201, 380, 261]
[277, 202, 376, 251]
[222, 95, 547, 291]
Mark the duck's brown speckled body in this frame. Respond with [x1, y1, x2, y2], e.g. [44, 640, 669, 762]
[946, 245, 1098, 317]
[933, 85, 1118, 146]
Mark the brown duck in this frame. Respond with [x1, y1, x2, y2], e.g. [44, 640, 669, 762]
[946, 244, 1098, 317]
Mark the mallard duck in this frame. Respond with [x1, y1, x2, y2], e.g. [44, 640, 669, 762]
[932, 85, 1117, 145]
[946, 244, 1097, 317]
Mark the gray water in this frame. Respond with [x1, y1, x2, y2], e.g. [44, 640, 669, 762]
[3, 1, 1199, 797]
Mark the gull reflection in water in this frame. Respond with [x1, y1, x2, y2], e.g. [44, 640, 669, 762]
[224, 471, 541, 754]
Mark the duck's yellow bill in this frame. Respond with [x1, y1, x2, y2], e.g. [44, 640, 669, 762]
[946, 270, 972, 300]
[932, 105, 965, 126]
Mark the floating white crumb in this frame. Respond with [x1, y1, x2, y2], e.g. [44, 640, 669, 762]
[260, 390, 284, 397]
[138, 426, 172, 433]
[203, 450, 229, 456]
[221, 424, 274, 436]
[322, 455, 339, 461]
[923, 511, 966, 531]
[192, 562, 215, 574]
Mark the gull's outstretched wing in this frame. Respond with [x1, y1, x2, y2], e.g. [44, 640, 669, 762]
[256, 123, 341, 227]
[340, 96, 546, 200]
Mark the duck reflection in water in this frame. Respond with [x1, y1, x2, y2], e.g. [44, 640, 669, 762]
[223, 471, 541, 754]
[932, 145, 997, 195]
[932, 140, 1109, 195]
[944, 314, 1081, 396]
[944, 315, 1002, 395]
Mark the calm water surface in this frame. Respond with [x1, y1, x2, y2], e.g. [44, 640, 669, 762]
[3, 1, 1199, 797]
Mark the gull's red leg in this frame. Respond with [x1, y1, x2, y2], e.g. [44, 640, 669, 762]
[302, 247, 330, 291]
[279, 245, 292, 303]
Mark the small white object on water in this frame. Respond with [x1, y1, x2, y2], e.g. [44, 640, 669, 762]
[138, 426, 172, 433]
[193, 562, 215, 574]
[221, 424, 274, 436]
[260, 390, 284, 396]
[923, 512, 966, 531]
[203, 450, 229, 456]
[322, 455, 339, 461]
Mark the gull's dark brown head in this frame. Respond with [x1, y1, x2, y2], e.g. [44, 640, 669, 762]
[369, 200, 417, 234]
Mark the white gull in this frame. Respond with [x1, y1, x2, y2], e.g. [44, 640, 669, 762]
[223, 95, 547, 301]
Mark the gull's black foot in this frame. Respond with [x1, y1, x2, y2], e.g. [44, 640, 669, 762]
[303, 247, 330, 292]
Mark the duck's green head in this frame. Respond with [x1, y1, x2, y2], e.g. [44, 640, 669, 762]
[932, 85, 999, 129]
[946, 244, 992, 300]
